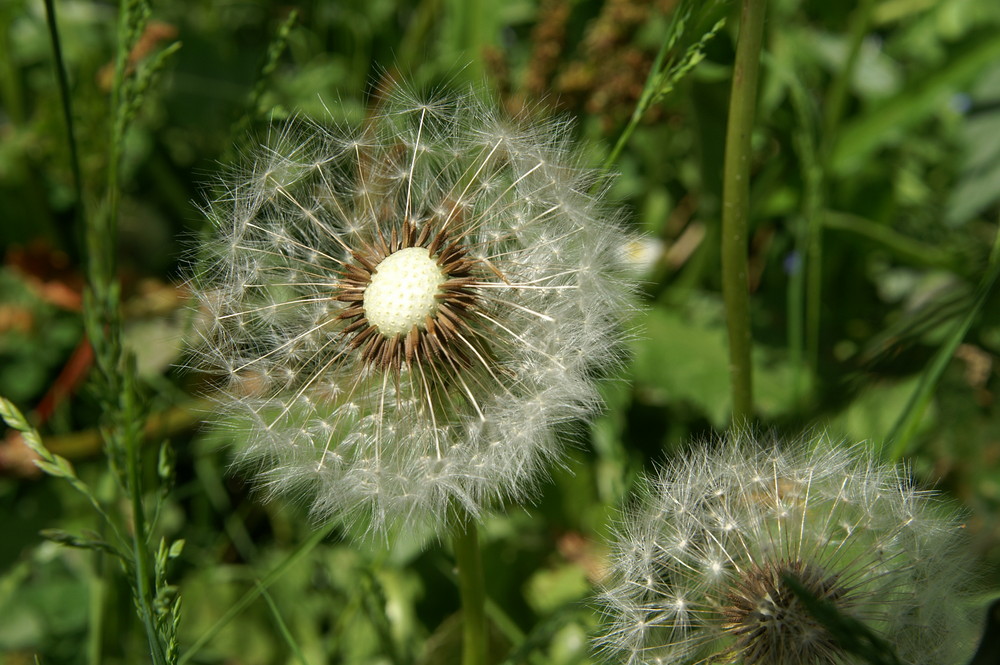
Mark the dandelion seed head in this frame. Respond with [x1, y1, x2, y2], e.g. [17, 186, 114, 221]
[186, 83, 636, 539]
[595, 434, 978, 665]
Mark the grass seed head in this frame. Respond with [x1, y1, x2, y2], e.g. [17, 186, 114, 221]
[186, 83, 636, 540]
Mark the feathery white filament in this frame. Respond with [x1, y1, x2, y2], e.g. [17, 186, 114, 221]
[186, 83, 637, 540]
[364, 247, 445, 337]
[594, 435, 977, 665]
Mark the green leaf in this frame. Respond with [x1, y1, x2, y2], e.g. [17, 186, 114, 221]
[38, 529, 125, 559]
[833, 30, 1000, 174]
[524, 563, 590, 615]
[168, 540, 185, 559]
[633, 299, 800, 426]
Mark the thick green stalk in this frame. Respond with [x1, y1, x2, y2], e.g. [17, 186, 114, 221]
[721, 0, 766, 425]
[453, 520, 487, 665]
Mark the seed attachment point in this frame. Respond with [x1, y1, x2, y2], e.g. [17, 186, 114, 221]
[364, 247, 445, 337]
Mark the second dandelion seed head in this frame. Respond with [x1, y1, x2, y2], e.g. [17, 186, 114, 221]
[723, 559, 846, 665]
[596, 435, 978, 665]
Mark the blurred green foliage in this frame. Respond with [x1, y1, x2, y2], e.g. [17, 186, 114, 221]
[2, 0, 1000, 663]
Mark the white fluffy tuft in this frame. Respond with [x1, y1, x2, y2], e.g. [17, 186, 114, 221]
[186, 83, 636, 540]
[595, 433, 978, 665]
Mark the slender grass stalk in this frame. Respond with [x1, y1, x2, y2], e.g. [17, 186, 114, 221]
[602, 3, 725, 174]
[785, 75, 821, 406]
[44, 0, 173, 661]
[603, 19, 675, 173]
[179, 523, 337, 664]
[453, 520, 488, 665]
[124, 375, 166, 665]
[823, 212, 961, 270]
[86, 563, 104, 665]
[795, 0, 875, 409]
[227, 8, 299, 157]
[77, 1, 180, 661]
[720, 0, 766, 424]
[42, 0, 83, 259]
[41, 10, 111, 663]
[784, 0, 877, 409]
[257, 582, 313, 665]
[885, 222, 1000, 460]
[94, 5, 163, 654]
[821, 0, 877, 154]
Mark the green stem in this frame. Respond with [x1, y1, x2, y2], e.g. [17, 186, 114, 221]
[721, 0, 766, 425]
[785, 76, 820, 407]
[453, 520, 487, 665]
[602, 26, 674, 173]
[125, 384, 166, 665]
[86, 554, 104, 665]
[102, 2, 130, 289]
[885, 223, 1000, 460]
[45, 0, 161, 660]
[84, 3, 166, 662]
[823, 211, 960, 270]
[821, 0, 876, 155]
[179, 523, 336, 665]
[42, 0, 83, 259]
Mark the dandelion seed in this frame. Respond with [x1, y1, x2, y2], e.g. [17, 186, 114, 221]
[187, 83, 635, 539]
[595, 433, 977, 665]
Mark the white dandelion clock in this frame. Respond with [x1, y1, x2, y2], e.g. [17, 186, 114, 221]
[187, 84, 635, 538]
[596, 434, 978, 665]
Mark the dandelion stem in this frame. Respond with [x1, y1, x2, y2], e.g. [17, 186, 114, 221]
[453, 519, 488, 665]
[721, 0, 766, 425]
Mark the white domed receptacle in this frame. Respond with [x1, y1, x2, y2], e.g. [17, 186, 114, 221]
[363, 247, 446, 337]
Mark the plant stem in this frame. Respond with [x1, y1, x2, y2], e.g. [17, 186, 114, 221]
[885, 221, 1000, 460]
[45, 0, 164, 661]
[721, 0, 766, 425]
[603, 24, 674, 173]
[453, 519, 488, 665]
[42, 0, 83, 259]
[821, 0, 876, 154]
[179, 523, 336, 664]
[124, 375, 166, 665]
[87, 3, 166, 662]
